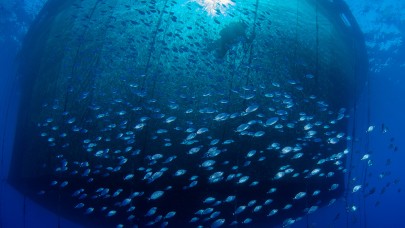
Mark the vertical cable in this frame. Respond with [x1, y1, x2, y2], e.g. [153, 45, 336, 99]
[139, 0, 169, 165]
[294, 0, 299, 79]
[243, 0, 259, 86]
[64, 0, 102, 112]
[143, 0, 169, 76]
[23, 195, 27, 228]
[308, 2, 319, 227]
[362, 57, 371, 228]
[315, 0, 319, 86]
[0, 42, 20, 228]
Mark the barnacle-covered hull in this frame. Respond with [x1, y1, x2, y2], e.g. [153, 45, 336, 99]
[9, 0, 367, 227]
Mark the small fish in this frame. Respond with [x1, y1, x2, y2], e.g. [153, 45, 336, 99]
[247, 200, 256, 207]
[186, 133, 197, 140]
[112, 189, 123, 197]
[352, 185, 362, 193]
[214, 113, 229, 121]
[84, 207, 94, 214]
[245, 104, 259, 113]
[224, 195, 236, 203]
[222, 139, 234, 144]
[266, 117, 279, 126]
[264, 199, 273, 205]
[202, 208, 214, 215]
[283, 218, 295, 226]
[238, 176, 249, 184]
[124, 174, 134, 180]
[253, 205, 262, 212]
[210, 139, 220, 145]
[243, 218, 252, 224]
[188, 147, 201, 154]
[267, 209, 278, 216]
[74, 203, 84, 209]
[234, 205, 246, 214]
[330, 184, 339, 191]
[188, 180, 198, 188]
[174, 169, 187, 176]
[201, 160, 216, 168]
[267, 188, 277, 194]
[165, 116, 176, 123]
[196, 128, 209, 134]
[308, 206, 318, 214]
[361, 154, 370, 160]
[106, 210, 116, 217]
[164, 211, 176, 219]
[236, 124, 249, 132]
[293, 192, 306, 200]
[367, 125, 375, 132]
[210, 211, 221, 219]
[281, 146, 292, 154]
[253, 131, 265, 137]
[211, 218, 225, 228]
[59, 181, 68, 188]
[145, 207, 157, 216]
[121, 198, 132, 206]
[283, 204, 292, 210]
[203, 197, 216, 204]
[189, 217, 199, 223]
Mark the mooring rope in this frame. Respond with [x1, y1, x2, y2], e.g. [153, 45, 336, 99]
[362, 58, 371, 228]
[0, 41, 21, 228]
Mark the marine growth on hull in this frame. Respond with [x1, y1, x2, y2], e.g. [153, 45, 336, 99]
[9, 0, 367, 227]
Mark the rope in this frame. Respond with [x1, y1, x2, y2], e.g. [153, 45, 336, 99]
[64, 0, 101, 112]
[0, 37, 21, 228]
[57, 193, 61, 228]
[306, 2, 319, 227]
[294, 0, 299, 80]
[139, 0, 169, 166]
[228, 1, 260, 222]
[243, 0, 259, 86]
[362, 53, 371, 228]
[143, 0, 169, 76]
[23, 195, 26, 228]
[315, 0, 319, 87]
[344, 20, 369, 228]
[0, 87, 13, 228]
[345, 95, 357, 228]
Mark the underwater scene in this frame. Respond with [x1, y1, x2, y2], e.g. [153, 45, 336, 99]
[0, 0, 404, 227]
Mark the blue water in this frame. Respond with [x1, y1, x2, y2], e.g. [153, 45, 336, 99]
[1, 1, 404, 227]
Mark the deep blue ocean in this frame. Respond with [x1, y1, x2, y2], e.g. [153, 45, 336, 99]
[1, 1, 404, 227]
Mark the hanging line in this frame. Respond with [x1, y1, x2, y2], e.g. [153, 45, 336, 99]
[138, 0, 169, 168]
[0, 82, 15, 228]
[294, 0, 299, 80]
[344, 29, 358, 228]
[230, 0, 260, 223]
[315, 0, 319, 89]
[64, 0, 102, 113]
[148, 1, 174, 99]
[23, 195, 26, 228]
[57, 192, 61, 228]
[344, 21, 368, 228]
[243, 0, 260, 86]
[143, 0, 169, 77]
[306, 1, 320, 227]
[361, 51, 371, 228]
[345, 55, 357, 228]
[0, 36, 25, 228]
